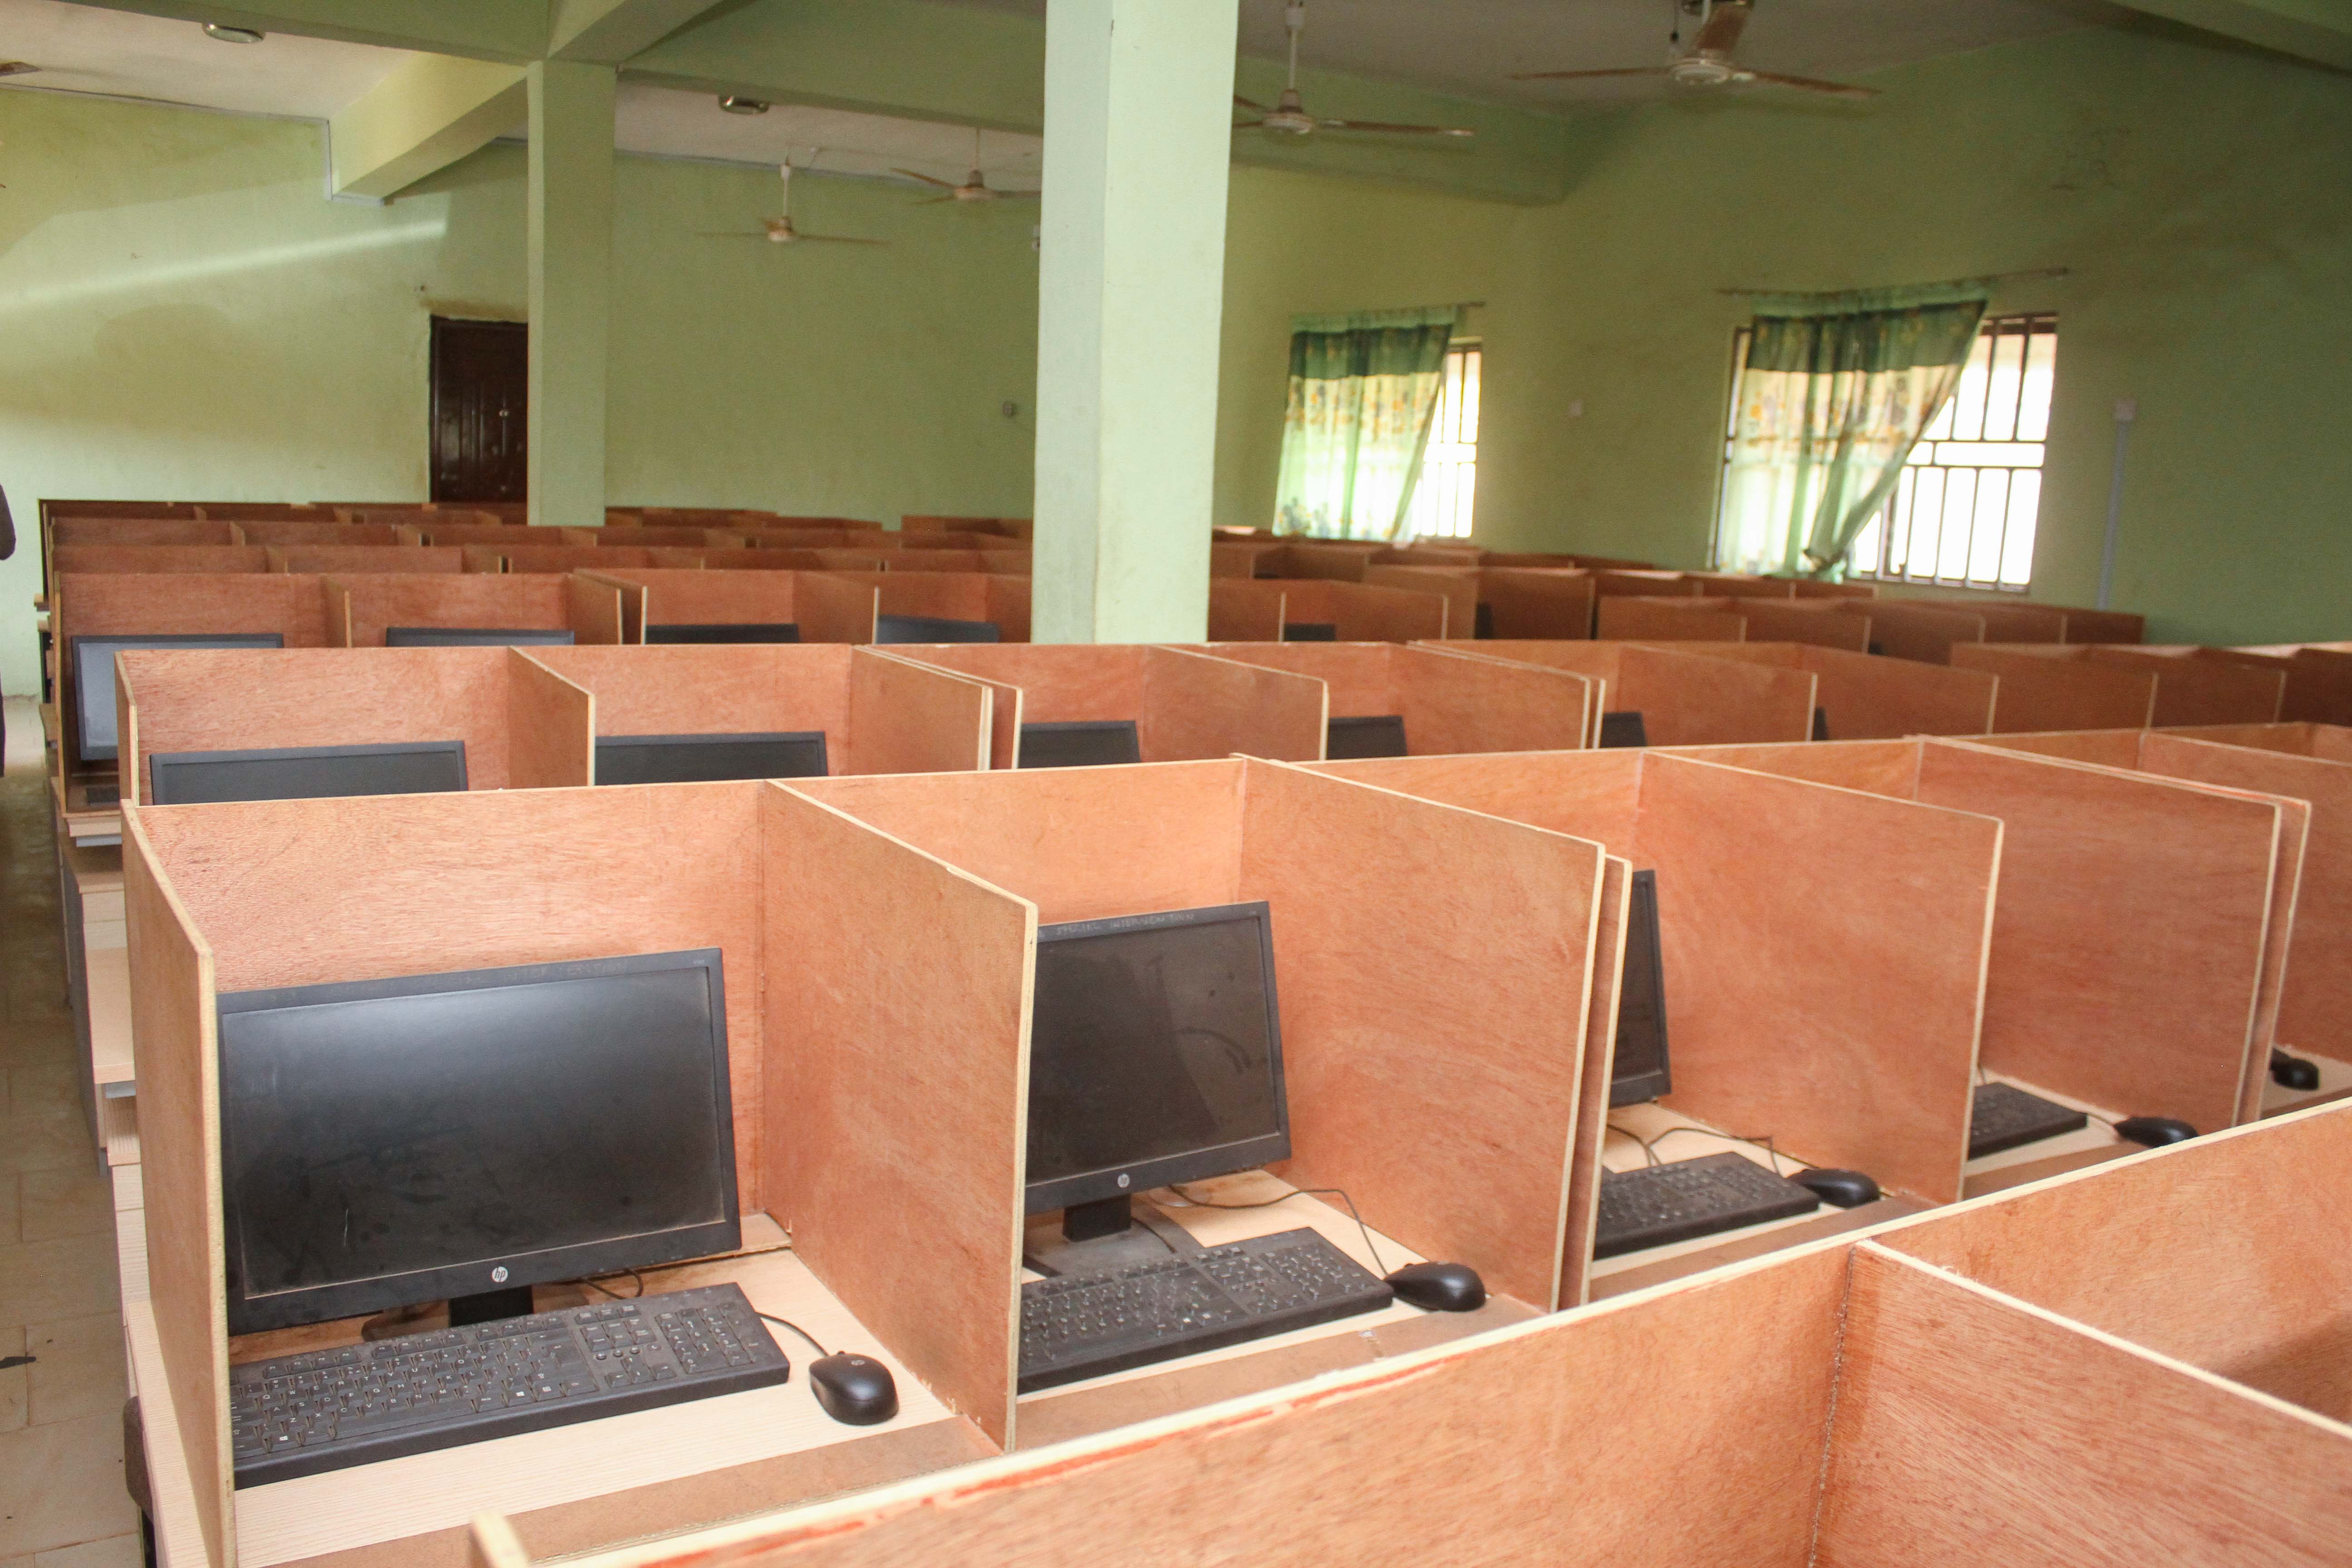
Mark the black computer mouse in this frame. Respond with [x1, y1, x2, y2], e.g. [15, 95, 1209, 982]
[808, 1352, 899, 1425]
[1385, 1262, 1486, 1313]
[1792, 1168, 1880, 1208]
[2272, 1051, 2321, 1091]
[2115, 1116, 2199, 1148]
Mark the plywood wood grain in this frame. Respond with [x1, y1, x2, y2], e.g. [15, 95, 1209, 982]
[54, 519, 237, 547]
[1361, 564, 1479, 637]
[1799, 645, 1997, 738]
[1592, 569, 1699, 598]
[270, 546, 461, 575]
[1305, 747, 1646, 851]
[328, 574, 572, 648]
[1740, 598, 1873, 651]
[1816, 1245, 2352, 1567]
[2085, 647, 2287, 726]
[1243, 762, 1602, 1308]
[760, 785, 1031, 1448]
[2053, 605, 2145, 643]
[466, 545, 668, 574]
[1206, 578, 1288, 640]
[505, 651, 594, 789]
[1837, 598, 1984, 663]
[52, 545, 270, 575]
[1915, 741, 2277, 1132]
[1139, 647, 1326, 762]
[1953, 644, 2159, 732]
[843, 647, 992, 776]
[1596, 596, 1749, 642]
[1478, 568, 1596, 640]
[232, 521, 406, 547]
[1565, 858, 1628, 1305]
[794, 572, 879, 643]
[1396, 646, 1592, 755]
[1280, 579, 1450, 641]
[1617, 645, 1815, 745]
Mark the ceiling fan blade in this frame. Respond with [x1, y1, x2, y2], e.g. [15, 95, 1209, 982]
[1317, 118, 1475, 137]
[1738, 68, 1879, 98]
[993, 189, 1042, 200]
[891, 167, 960, 188]
[1232, 117, 1272, 131]
[1509, 66, 1671, 81]
[1692, 0, 1754, 57]
[1234, 94, 1270, 112]
[697, 231, 776, 238]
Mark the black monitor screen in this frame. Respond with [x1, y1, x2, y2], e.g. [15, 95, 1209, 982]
[1812, 706, 1831, 742]
[647, 623, 800, 645]
[1608, 870, 1671, 1106]
[149, 740, 468, 805]
[383, 626, 576, 648]
[1598, 710, 1649, 749]
[1018, 720, 1142, 769]
[595, 730, 828, 784]
[216, 949, 737, 1334]
[1282, 622, 1338, 642]
[1024, 902, 1289, 1213]
[1326, 715, 1408, 760]
[875, 614, 1000, 644]
[71, 633, 285, 763]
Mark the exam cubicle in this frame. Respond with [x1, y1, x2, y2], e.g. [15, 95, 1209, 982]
[1951, 643, 2286, 726]
[1174, 642, 1593, 756]
[576, 568, 875, 645]
[50, 545, 272, 575]
[266, 545, 461, 575]
[461, 544, 671, 574]
[1660, 642, 1998, 739]
[1423, 640, 1816, 746]
[1207, 577, 1451, 642]
[811, 571, 1034, 643]
[324, 573, 625, 648]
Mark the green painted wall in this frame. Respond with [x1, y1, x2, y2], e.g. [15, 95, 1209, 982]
[1217, 22, 2352, 647]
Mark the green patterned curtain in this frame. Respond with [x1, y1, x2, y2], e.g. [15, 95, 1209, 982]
[1717, 289, 1987, 578]
[1274, 306, 1459, 541]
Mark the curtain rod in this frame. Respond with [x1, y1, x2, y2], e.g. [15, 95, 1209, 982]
[1716, 268, 2068, 299]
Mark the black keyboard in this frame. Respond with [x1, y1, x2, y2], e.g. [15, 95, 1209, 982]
[228, 1283, 790, 1487]
[1019, 1228, 1392, 1393]
[1968, 1082, 2089, 1158]
[1593, 1152, 1820, 1258]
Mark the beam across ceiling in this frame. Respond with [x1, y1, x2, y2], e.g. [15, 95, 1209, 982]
[2110, 0, 2352, 68]
[329, 52, 529, 200]
[548, 0, 736, 63]
[83, 0, 548, 61]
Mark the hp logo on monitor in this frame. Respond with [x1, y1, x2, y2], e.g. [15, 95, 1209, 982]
[491, 1266, 510, 1283]
[1116, 1174, 1131, 1189]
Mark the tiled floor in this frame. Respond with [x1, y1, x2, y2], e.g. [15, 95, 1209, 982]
[0, 696, 142, 1567]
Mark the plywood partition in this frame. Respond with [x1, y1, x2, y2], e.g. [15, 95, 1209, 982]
[51, 545, 270, 575]
[575, 567, 804, 644]
[1186, 642, 1592, 756]
[229, 521, 406, 547]
[1306, 750, 1999, 1206]
[842, 650, 996, 775]
[1673, 643, 1997, 738]
[1421, 641, 1816, 745]
[1950, 644, 2159, 731]
[2222, 646, 2352, 725]
[2055, 604, 2146, 643]
[1565, 858, 1629, 1305]
[1206, 577, 1287, 640]
[1685, 572, 1799, 600]
[1833, 598, 1984, 662]
[1594, 595, 1750, 642]
[121, 815, 233, 1568]
[1360, 564, 1479, 636]
[1480, 568, 1597, 639]
[327, 573, 603, 647]
[1259, 578, 1450, 641]
[505, 652, 596, 789]
[1920, 598, 2069, 642]
[2082, 646, 2288, 725]
[1740, 598, 1873, 652]
[807, 572, 1034, 642]
[1590, 569, 1699, 598]
[465, 544, 670, 574]
[1813, 1243, 2352, 1568]
[760, 786, 1032, 1450]
[52, 518, 237, 548]
[268, 544, 461, 574]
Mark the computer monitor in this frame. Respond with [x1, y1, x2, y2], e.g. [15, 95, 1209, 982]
[1473, 602, 1496, 639]
[215, 949, 738, 1334]
[1812, 706, 1831, 742]
[148, 740, 468, 805]
[1018, 720, 1142, 769]
[874, 614, 1000, 644]
[594, 730, 828, 785]
[1025, 902, 1289, 1241]
[383, 627, 576, 648]
[1608, 870, 1671, 1106]
[1282, 622, 1338, 642]
[646, 623, 800, 645]
[1598, 710, 1649, 749]
[70, 632, 285, 763]
[1325, 715, 1408, 760]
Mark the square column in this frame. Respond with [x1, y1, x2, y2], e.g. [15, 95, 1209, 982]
[526, 61, 615, 529]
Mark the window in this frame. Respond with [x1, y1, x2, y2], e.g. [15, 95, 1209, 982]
[1717, 314, 2056, 590]
[1403, 344, 1480, 539]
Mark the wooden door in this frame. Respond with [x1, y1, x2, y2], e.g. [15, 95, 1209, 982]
[429, 317, 528, 502]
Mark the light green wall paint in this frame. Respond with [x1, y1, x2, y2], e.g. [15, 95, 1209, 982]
[1218, 24, 2352, 647]
[526, 60, 616, 529]
[330, 52, 527, 200]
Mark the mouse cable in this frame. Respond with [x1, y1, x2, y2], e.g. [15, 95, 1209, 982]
[1166, 1184, 1390, 1277]
[754, 1313, 831, 1358]
[579, 1268, 646, 1301]
[1609, 1120, 1797, 1178]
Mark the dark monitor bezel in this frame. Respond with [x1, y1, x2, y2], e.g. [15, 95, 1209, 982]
[147, 739, 469, 806]
[1598, 710, 1650, 749]
[874, 614, 1000, 645]
[1023, 901, 1291, 1215]
[69, 632, 286, 763]
[382, 626, 576, 648]
[593, 730, 829, 785]
[1281, 622, 1339, 642]
[1607, 869, 1672, 1107]
[646, 622, 801, 645]
[1325, 714, 1409, 760]
[216, 948, 740, 1335]
[1016, 720, 1143, 769]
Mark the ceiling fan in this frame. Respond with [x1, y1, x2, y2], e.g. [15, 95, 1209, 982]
[895, 128, 1040, 204]
[1512, 0, 1876, 99]
[701, 155, 884, 246]
[1235, 2, 1473, 140]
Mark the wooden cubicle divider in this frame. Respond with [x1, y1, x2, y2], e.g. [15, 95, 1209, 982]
[1181, 642, 1592, 755]
[463, 544, 670, 574]
[1206, 577, 1450, 642]
[267, 544, 461, 575]
[682, 546, 891, 573]
[51, 518, 238, 549]
[1948, 644, 2160, 731]
[807, 571, 1034, 642]
[882, 643, 1326, 765]
[1677, 738, 2287, 1135]
[1738, 599, 1874, 652]
[1589, 569, 1700, 598]
[1682, 573, 1795, 600]
[1564, 858, 1630, 1303]
[574, 568, 837, 644]
[112, 646, 595, 804]
[1831, 598, 1984, 663]
[324, 573, 624, 647]
[1205, 578, 1286, 640]
[50, 545, 270, 575]
[524, 644, 993, 776]
[1667, 643, 1997, 738]
[2086, 647, 2290, 725]
[1427, 640, 1817, 745]
[884, 549, 1033, 575]
[1308, 750, 1999, 1215]
[395, 521, 537, 548]
[2213, 646, 2352, 725]
[1480, 568, 1598, 639]
[1360, 564, 1479, 636]
[1594, 596, 1750, 642]
[229, 520, 407, 547]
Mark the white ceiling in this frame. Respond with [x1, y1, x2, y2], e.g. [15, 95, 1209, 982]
[0, 0, 407, 119]
[610, 84, 1042, 191]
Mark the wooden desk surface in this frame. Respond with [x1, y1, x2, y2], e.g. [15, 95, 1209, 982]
[87, 944, 133, 1088]
[2264, 1049, 2352, 1117]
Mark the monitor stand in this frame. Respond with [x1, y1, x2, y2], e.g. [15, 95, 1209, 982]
[360, 1286, 537, 1342]
[449, 1286, 536, 1326]
[1023, 1195, 1203, 1279]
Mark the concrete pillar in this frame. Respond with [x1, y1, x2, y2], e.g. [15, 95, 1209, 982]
[525, 60, 615, 529]
[1032, 0, 1239, 642]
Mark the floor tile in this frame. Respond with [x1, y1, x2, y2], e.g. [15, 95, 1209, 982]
[0, 1413, 136, 1556]
[0, 1176, 16, 1243]
[0, 1115, 94, 1180]
[26, 1316, 124, 1428]
[17, 1172, 108, 1246]
[35, 1537, 143, 1568]
[0, 1236, 117, 1330]
[3, 1068, 82, 1124]
[0, 1325, 25, 1433]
